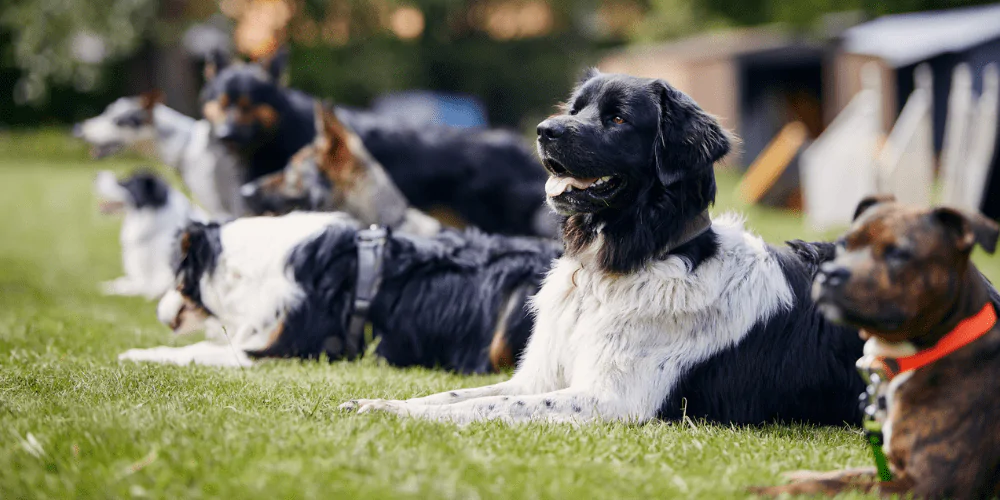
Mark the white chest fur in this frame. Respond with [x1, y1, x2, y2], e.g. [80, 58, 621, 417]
[522, 215, 795, 415]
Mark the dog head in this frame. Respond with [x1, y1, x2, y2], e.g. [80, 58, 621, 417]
[200, 51, 286, 148]
[537, 70, 729, 217]
[74, 91, 163, 158]
[537, 70, 730, 272]
[158, 222, 222, 334]
[814, 195, 1000, 341]
[240, 103, 364, 215]
[93, 169, 170, 215]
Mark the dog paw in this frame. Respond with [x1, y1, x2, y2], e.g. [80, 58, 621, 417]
[338, 399, 383, 412]
[357, 399, 411, 416]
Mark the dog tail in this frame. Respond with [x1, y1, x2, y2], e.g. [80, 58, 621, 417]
[785, 240, 836, 276]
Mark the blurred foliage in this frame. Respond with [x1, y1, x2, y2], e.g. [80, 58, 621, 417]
[1, 0, 999, 128]
[0, 0, 158, 104]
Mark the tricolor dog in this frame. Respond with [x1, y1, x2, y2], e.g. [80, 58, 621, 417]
[201, 52, 557, 237]
[239, 103, 441, 237]
[120, 212, 560, 371]
[339, 71, 865, 425]
[753, 196, 1000, 499]
[74, 90, 245, 218]
[94, 169, 204, 299]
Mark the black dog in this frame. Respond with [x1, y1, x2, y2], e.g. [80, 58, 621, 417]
[201, 53, 556, 237]
[341, 71, 864, 426]
[147, 212, 561, 372]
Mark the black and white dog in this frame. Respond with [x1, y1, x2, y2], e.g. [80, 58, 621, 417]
[94, 169, 205, 299]
[341, 71, 866, 426]
[75, 91, 246, 218]
[119, 212, 560, 371]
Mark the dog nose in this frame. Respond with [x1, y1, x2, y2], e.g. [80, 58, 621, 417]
[72, 123, 83, 138]
[537, 119, 566, 140]
[820, 264, 852, 288]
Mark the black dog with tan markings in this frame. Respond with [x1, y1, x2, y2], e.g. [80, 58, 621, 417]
[754, 195, 1000, 499]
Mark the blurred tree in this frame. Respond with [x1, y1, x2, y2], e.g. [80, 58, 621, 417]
[0, 0, 159, 105]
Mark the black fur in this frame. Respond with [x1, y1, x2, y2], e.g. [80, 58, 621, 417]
[174, 222, 223, 314]
[659, 242, 865, 425]
[336, 108, 551, 237]
[245, 227, 561, 374]
[201, 64, 316, 182]
[119, 170, 169, 209]
[537, 72, 730, 273]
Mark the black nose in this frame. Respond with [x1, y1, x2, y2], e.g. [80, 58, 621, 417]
[72, 123, 83, 138]
[537, 119, 566, 140]
[822, 266, 852, 288]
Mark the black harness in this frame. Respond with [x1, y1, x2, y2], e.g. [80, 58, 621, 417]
[344, 225, 388, 359]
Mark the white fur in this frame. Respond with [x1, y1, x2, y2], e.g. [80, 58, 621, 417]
[863, 337, 917, 453]
[124, 212, 358, 366]
[343, 214, 794, 424]
[78, 98, 245, 218]
[95, 171, 204, 299]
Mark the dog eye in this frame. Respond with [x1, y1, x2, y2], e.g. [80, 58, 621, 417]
[883, 244, 911, 262]
[611, 116, 625, 125]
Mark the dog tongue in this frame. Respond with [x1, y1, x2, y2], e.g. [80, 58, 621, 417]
[545, 176, 599, 197]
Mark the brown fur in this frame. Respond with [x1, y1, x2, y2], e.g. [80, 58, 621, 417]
[755, 199, 1000, 499]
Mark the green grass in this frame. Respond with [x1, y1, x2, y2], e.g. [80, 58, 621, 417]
[2, 130, 997, 499]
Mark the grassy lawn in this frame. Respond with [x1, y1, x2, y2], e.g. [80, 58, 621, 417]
[1, 130, 996, 499]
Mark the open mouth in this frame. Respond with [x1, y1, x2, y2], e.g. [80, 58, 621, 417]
[90, 142, 124, 159]
[544, 174, 621, 198]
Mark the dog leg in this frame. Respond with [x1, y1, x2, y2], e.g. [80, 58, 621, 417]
[351, 388, 634, 425]
[749, 467, 883, 496]
[118, 341, 253, 367]
[339, 379, 528, 412]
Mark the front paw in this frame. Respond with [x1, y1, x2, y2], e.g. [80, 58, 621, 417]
[338, 399, 382, 412]
[345, 399, 413, 417]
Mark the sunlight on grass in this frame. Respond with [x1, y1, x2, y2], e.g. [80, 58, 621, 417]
[3, 131, 995, 498]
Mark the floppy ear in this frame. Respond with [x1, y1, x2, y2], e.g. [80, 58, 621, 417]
[174, 222, 223, 303]
[203, 50, 231, 81]
[932, 207, 1000, 254]
[141, 173, 170, 207]
[262, 46, 289, 83]
[651, 80, 730, 187]
[853, 194, 896, 221]
[139, 89, 164, 111]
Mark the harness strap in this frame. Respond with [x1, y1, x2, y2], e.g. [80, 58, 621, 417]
[345, 225, 388, 359]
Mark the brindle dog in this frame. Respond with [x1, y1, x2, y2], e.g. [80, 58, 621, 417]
[753, 195, 1000, 499]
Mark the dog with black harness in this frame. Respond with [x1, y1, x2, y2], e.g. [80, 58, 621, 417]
[119, 211, 561, 371]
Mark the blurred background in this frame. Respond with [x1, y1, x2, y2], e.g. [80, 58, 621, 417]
[3, 0, 1000, 226]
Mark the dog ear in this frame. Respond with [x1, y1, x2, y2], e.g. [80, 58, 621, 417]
[577, 67, 601, 87]
[262, 46, 289, 84]
[932, 207, 1000, 254]
[651, 80, 730, 187]
[203, 49, 231, 81]
[139, 89, 164, 111]
[141, 173, 170, 207]
[853, 194, 896, 221]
